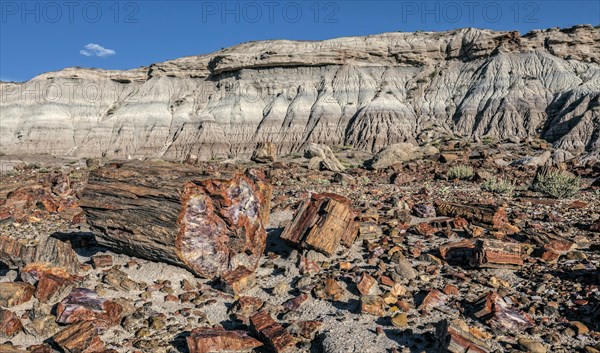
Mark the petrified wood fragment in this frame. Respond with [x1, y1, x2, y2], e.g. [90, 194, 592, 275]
[434, 200, 507, 229]
[280, 193, 357, 255]
[250, 311, 295, 353]
[52, 321, 106, 353]
[473, 292, 534, 332]
[55, 288, 123, 328]
[80, 161, 271, 279]
[435, 319, 491, 353]
[439, 240, 476, 264]
[0, 282, 34, 307]
[22, 263, 76, 303]
[471, 239, 524, 268]
[360, 295, 386, 316]
[0, 235, 80, 273]
[186, 327, 263, 353]
[0, 309, 23, 338]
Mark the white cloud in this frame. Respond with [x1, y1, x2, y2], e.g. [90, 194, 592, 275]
[80, 43, 116, 57]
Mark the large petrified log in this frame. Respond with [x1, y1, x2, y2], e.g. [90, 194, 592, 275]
[80, 162, 271, 279]
[280, 193, 357, 256]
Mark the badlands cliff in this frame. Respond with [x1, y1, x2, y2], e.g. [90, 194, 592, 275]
[1, 25, 599, 160]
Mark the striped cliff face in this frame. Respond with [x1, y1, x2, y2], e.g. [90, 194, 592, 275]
[1, 25, 599, 160]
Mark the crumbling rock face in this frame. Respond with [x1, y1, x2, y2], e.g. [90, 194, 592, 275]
[1, 26, 599, 159]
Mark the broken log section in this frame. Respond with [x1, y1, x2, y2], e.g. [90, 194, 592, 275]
[280, 193, 358, 256]
[434, 200, 507, 229]
[80, 161, 272, 280]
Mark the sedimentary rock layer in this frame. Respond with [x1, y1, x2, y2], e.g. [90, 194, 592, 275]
[1, 25, 599, 158]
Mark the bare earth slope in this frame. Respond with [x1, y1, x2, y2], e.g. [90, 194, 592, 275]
[1, 25, 599, 159]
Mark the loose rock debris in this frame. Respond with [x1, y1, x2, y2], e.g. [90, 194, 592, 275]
[0, 145, 599, 353]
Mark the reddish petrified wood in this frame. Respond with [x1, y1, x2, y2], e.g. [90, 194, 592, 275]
[55, 288, 123, 328]
[0, 235, 80, 273]
[436, 319, 491, 353]
[471, 239, 524, 268]
[357, 273, 377, 295]
[0, 309, 23, 338]
[282, 293, 309, 311]
[186, 327, 263, 353]
[419, 289, 449, 313]
[439, 239, 476, 263]
[230, 296, 264, 317]
[52, 321, 106, 353]
[473, 292, 534, 332]
[0, 282, 34, 307]
[360, 295, 386, 316]
[280, 193, 358, 255]
[22, 263, 76, 303]
[81, 161, 272, 279]
[250, 311, 295, 353]
[219, 267, 257, 294]
[90, 254, 113, 268]
[434, 200, 507, 229]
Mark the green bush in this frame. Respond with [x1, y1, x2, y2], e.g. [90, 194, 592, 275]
[447, 165, 474, 180]
[481, 177, 515, 195]
[532, 171, 580, 199]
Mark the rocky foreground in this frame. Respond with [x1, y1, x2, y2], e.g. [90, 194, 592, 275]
[0, 139, 599, 353]
[1, 25, 599, 160]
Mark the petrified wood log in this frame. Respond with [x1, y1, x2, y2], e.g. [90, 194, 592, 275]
[471, 239, 524, 268]
[280, 193, 357, 256]
[81, 162, 272, 279]
[434, 200, 507, 229]
[186, 327, 263, 353]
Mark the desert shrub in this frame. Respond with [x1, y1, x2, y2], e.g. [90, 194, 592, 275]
[447, 165, 474, 180]
[532, 171, 580, 199]
[481, 177, 515, 196]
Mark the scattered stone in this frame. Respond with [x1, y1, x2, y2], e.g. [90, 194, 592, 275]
[304, 143, 345, 172]
[0, 308, 23, 338]
[391, 313, 409, 328]
[360, 295, 386, 316]
[287, 320, 322, 341]
[0, 282, 34, 307]
[91, 254, 113, 268]
[252, 142, 277, 163]
[282, 293, 309, 311]
[517, 337, 547, 353]
[186, 326, 263, 353]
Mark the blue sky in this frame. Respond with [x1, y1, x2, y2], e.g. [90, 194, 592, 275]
[1, 0, 598, 82]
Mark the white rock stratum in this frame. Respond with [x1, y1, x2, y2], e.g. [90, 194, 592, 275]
[1, 25, 599, 160]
